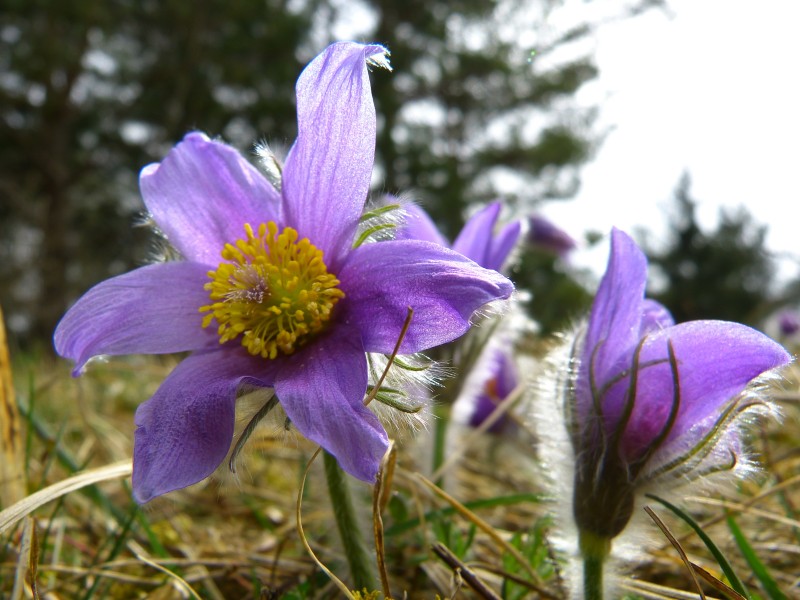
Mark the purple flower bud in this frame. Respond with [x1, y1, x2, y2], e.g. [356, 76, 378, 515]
[527, 215, 576, 256]
[536, 228, 791, 598]
[778, 309, 800, 337]
[572, 229, 789, 534]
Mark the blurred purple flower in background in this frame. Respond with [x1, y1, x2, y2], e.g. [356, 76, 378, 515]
[399, 200, 531, 439]
[778, 309, 800, 337]
[527, 214, 576, 256]
[539, 228, 790, 598]
[54, 42, 513, 503]
[453, 342, 519, 435]
[398, 201, 521, 272]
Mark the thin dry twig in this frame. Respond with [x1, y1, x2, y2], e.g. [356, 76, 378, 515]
[671, 473, 800, 545]
[295, 447, 355, 600]
[690, 563, 747, 600]
[685, 494, 800, 530]
[620, 577, 724, 600]
[414, 473, 555, 597]
[132, 549, 204, 600]
[11, 517, 38, 600]
[644, 505, 706, 600]
[431, 542, 502, 600]
[364, 306, 413, 408]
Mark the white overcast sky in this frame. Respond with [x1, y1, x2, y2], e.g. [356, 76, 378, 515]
[545, 0, 800, 284]
[333, 0, 800, 284]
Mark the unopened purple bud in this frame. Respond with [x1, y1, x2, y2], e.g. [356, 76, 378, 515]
[569, 229, 789, 538]
[527, 215, 576, 256]
[778, 309, 800, 337]
[536, 228, 791, 599]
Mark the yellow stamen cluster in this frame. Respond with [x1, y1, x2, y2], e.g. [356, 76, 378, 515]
[200, 222, 344, 359]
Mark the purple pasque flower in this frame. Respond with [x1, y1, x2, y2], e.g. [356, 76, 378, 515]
[54, 42, 513, 503]
[453, 343, 519, 435]
[778, 309, 800, 337]
[527, 215, 576, 256]
[398, 201, 521, 272]
[450, 304, 535, 436]
[567, 228, 790, 541]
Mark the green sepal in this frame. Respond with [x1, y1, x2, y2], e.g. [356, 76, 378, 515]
[353, 223, 396, 247]
[359, 203, 401, 222]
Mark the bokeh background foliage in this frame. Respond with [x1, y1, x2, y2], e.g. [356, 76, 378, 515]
[3, 0, 664, 347]
[5, 0, 792, 351]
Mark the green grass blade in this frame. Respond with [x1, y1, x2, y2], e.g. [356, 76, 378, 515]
[385, 493, 543, 536]
[647, 494, 750, 599]
[726, 514, 787, 600]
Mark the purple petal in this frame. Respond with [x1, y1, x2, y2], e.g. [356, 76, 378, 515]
[54, 262, 217, 374]
[395, 203, 450, 247]
[272, 325, 388, 482]
[140, 132, 281, 265]
[464, 347, 518, 433]
[132, 349, 270, 503]
[486, 220, 521, 272]
[493, 347, 519, 398]
[579, 229, 647, 416]
[339, 240, 514, 354]
[282, 43, 388, 267]
[620, 320, 790, 461]
[452, 202, 502, 266]
[641, 299, 675, 334]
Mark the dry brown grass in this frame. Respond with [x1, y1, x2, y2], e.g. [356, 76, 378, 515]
[2, 353, 799, 599]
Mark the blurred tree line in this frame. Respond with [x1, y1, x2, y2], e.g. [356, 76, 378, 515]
[1, 0, 313, 345]
[1, 0, 636, 347]
[639, 173, 800, 328]
[19, 0, 786, 353]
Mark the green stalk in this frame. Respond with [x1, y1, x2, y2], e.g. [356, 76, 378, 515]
[323, 451, 377, 592]
[579, 530, 611, 600]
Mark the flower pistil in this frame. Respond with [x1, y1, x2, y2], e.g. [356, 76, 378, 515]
[200, 221, 344, 358]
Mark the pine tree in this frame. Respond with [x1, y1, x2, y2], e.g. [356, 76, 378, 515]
[642, 173, 776, 326]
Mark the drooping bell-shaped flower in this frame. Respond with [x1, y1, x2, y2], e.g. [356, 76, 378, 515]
[54, 42, 513, 503]
[536, 228, 790, 599]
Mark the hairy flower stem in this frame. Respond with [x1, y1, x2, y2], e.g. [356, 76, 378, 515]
[323, 451, 378, 591]
[579, 530, 611, 600]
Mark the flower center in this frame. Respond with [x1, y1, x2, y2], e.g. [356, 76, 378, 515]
[200, 222, 344, 359]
